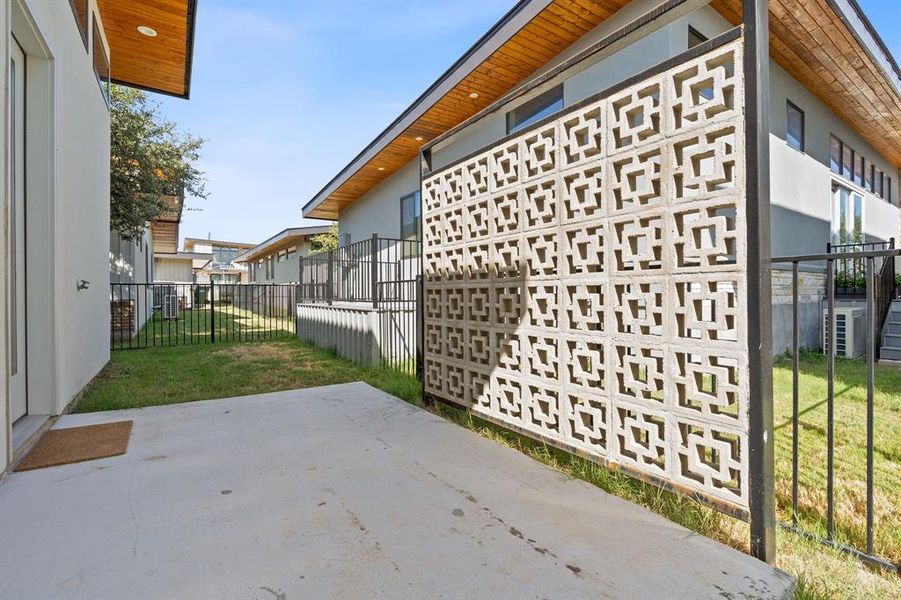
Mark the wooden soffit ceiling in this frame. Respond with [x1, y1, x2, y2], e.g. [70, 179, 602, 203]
[96, 0, 198, 98]
[305, 0, 631, 219]
[712, 0, 901, 165]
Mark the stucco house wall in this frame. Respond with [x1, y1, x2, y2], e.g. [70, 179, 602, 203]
[1, 0, 113, 470]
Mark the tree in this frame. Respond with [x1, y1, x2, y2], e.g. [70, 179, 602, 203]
[110, 85, 207, 240]
[310, 223, 340, 254]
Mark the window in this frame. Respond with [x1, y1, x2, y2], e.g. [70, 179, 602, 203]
[286, 246, 297, 260]
[506, 85, 563, 134]
[69, 0, 89, 50]
[832, 184, 863, 245]
[842, 143, 854, 181]
[855, 155, 865, 187]
[785, 101, 804, 152]
[277, 250, 288, 263]
[400, 191, 421, 257]
[688, 26, 708, 49]
[830, 135, 841, 174]
[92, 19, 110, 106]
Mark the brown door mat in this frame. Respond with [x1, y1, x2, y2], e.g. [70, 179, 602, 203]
[16, 420, 133, 472]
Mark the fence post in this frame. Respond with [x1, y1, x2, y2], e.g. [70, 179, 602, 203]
[371, 233, 379, 309]
[743, 0, 775, 564]
[298, 255, 304, 300]
[327, 251, 334, 305]
[209, 282, 215, 343]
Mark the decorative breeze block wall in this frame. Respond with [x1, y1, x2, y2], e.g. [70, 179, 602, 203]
[422, 40, 750, 512]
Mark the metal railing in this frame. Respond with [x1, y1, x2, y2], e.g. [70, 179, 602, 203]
[827, 238, 895, 297]
[110, 282, 298, 350]
[298, 234, 420, 306]
[297, 235, 422, 375]
[771, 247, 900, 572]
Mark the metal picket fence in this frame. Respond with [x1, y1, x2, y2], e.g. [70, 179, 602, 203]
[110, 282, 298, 350]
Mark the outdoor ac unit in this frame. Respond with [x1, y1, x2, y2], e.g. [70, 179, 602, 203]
[161, 285, 179, 320]
[823, 307, 865, 358]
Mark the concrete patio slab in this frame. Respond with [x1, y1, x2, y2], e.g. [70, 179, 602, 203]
[0, 383, 793, 599]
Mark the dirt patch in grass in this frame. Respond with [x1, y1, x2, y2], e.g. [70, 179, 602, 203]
[212, 342, 295, 362]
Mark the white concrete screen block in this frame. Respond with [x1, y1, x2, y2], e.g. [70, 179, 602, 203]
[422, 40, 750, 512]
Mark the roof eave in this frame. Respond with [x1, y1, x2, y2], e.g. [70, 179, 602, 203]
[301, 0, 551, 218]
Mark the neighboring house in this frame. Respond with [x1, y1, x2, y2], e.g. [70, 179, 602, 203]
[184, 237, 255, 283]
[150, 197, 213, 283]
[238, 226, 332, 283]
[1, 0, 198, 472]
[302, 0, 900, 355]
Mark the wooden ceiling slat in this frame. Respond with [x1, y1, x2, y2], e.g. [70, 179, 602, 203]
[97, 0, 194, 97]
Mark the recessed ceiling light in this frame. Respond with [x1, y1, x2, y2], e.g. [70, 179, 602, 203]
[137, 25, 158, 37]
[468, 92, 479, 99]
[378, 167, 385, 171]
[415, 136, 423, 141]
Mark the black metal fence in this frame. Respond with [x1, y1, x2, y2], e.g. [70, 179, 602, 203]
[828, 238, 895, 297]
[110, 283, 298, 350]
[297, 236, 421, 375]
[298, 235, 420, 305]
[771, 247, 900, 572]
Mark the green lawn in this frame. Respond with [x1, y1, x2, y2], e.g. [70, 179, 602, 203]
[115, 304, 295, 349]
[76, 341, 900, 598]
[773, 353, 901, 568]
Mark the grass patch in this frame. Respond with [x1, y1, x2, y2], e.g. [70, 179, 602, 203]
[116, 304, 295, 349]
[76, 342, 900, 598]
[76, 339, 419, 413]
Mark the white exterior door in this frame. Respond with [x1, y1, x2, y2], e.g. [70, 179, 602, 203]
[8, 39, 27, 422]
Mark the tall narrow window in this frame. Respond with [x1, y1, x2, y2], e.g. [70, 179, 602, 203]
[92, 19, 110, 105]
[830, 135, 841, 174]
[786, 101, 804, 151]
[69, 0, 89, 50]
[400, 191, 421, 257]
[506, 85, 563, 134]
[688, 26, 708, 49]
[842, 143, 854, 181]
[854, 154, 864, 187]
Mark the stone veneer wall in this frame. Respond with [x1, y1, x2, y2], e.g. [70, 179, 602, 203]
[770, 267, 826, 354]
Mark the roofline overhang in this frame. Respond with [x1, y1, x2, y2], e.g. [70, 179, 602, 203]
[302, 0, 901, 221]
[153, 251, 212, 260]
[107, 0, 198, 99]
[236, 226, 332, 262]
[301, 0, 552, 218]
[183, 237, 256, 249]
[832, 0, 900, 95]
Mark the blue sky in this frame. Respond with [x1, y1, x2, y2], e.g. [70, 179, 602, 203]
[157, 0, 900, 247]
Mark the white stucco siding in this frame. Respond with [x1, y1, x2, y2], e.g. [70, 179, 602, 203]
[154, 258, 194, 283]
[0, 0, 10, 470]
[1, 0, 112, 436]
[768, 61, 900, 256]
[339, 160, 419, 244]
[49, 0, 112, 410]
